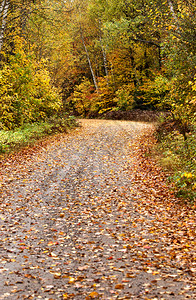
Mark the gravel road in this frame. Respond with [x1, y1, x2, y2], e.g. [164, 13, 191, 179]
[0, 120, 195, 299]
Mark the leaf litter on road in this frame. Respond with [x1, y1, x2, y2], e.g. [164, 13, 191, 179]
[0, 119, 195, 299]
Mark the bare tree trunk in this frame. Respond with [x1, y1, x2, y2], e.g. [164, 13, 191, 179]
[0, 0, 9, 51]
[98, 20, 108, 81]
[167, 0, 179, 29]
[110, 61, 116, 90]
[99, 36, 108, 79]
[80, 28, 99, 92]
[0, 0, 6, 15]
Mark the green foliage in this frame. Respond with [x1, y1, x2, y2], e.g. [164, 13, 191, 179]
[173, 171, 196, 202]
[157, 126, 196, 202]
[0, 115, 78, 154]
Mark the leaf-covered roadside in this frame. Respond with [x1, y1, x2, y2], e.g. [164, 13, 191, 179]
[133, 127, 196, 277]
[0, 120, 196, 299]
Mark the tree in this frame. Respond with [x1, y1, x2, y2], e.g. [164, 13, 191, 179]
[0, 0, 9, 51]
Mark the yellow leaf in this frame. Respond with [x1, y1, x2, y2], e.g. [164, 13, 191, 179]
[68, 277, 75, 284]
[87, 291, 99, 299]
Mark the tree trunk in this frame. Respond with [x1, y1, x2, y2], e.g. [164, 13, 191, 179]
[0, 0, 9, 51]
[99, 36, 108, 79]
[80, 28, 99, 92]
[167, 0, 179, 29]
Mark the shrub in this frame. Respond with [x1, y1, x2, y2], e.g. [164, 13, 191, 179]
[156, 123, 196, 202]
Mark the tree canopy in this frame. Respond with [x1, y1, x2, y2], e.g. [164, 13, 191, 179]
[0, 0, 195, 129]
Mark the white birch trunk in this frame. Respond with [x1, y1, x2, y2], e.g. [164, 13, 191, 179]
[0, 0, 6, 14]
[80, 28, 99, 91]
[167, 0, 179, 29]
[0, 0, 9, 51]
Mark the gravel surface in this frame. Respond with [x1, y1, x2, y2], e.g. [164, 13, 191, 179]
[0, 119, 195, 299]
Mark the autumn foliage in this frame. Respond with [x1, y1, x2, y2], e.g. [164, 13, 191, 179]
[0, 37, 62, 130]
[0, 0, 195, 123]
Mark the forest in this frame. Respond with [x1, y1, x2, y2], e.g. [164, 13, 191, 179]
[0, 0, 195, 199]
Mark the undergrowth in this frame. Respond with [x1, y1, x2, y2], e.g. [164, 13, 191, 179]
[0, 115, 78, 155]
[155, 123, 196, 202]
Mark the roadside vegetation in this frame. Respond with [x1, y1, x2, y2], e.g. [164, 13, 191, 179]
[155, 120, 196, 202]
[0, 115, 78, 155]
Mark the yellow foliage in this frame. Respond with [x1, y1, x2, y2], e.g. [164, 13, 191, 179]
[114, 84, 135, 111]
[0, 36, 62, 129]
[69, 78, 94, 116]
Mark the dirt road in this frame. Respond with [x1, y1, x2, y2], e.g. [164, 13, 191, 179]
[0, 120, 195, 299]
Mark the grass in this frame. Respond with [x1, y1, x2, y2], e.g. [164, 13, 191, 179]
[0, 115, 78, 155]
[155, 123, 196, 203]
